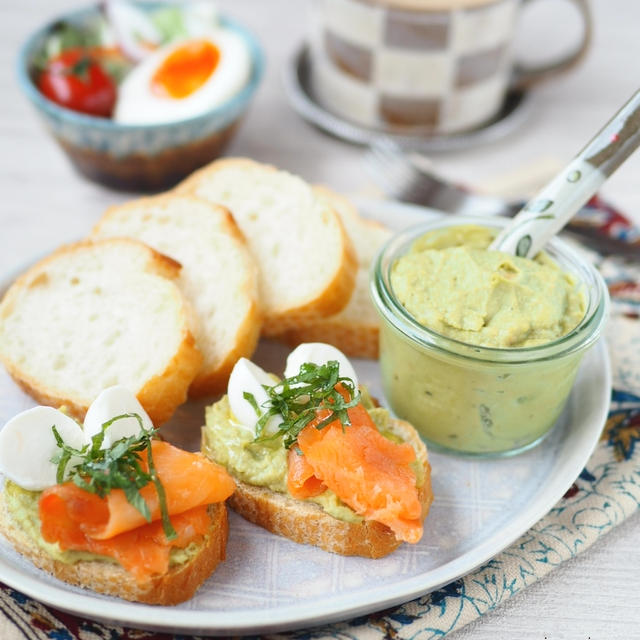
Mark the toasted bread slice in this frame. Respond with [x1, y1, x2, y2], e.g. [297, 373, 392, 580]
[221, 417, 432, 559]
[0, 493, 227, 605]
[92, 194, 261, 397]
[0, 238, 202, 425]
[176, 158, 358, 336]
[276, 187, 391, 359]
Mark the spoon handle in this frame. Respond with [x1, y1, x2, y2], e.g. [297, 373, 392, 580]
[490, 89, 640, 258]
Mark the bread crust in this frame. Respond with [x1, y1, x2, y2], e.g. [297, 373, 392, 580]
[136, 328, 203, 424]
[176, 158, 359, 336]
[0, 496, 228, 605]
[276, 321, 379, 360]
[93, 194, 263, 398]
[312, 185, 361, 225]
[227, 418, 432, 558]
[0, 238, 202, 425]
[187, 296, 261, 397]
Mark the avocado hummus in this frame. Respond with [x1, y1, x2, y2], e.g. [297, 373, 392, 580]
[202, 390, 421, 524]
[376, 223, 593, 455]
[3, 481, 200, 567]
[390, 225, 585, 348]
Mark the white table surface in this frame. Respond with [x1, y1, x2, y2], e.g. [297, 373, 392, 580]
[1, 0, 639, 638]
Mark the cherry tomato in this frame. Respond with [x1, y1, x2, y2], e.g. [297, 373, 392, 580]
[37, 48, 117, 118]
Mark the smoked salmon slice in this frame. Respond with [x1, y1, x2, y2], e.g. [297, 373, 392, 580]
[39, 440, 235, 580]
[287, 447, 327, 498]
[290, 398, 423, 544]
[42, 499, 213, 581]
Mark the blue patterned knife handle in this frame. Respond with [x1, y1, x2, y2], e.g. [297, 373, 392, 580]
[490, 89, 640, 258]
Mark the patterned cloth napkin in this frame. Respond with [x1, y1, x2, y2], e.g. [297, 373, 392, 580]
[0, 198, 638, 640]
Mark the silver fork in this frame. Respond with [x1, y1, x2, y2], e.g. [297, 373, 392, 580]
[365, 138, 640, 259]
[366, 138, 521, 218]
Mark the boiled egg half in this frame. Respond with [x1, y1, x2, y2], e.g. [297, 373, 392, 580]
[0, 406, 85, 491]
[113, 27, 251, 124]
[82, 385, 153, 448]
[0, 387, 152, 491]
[227, 358, 283, 437]
[284, 343, 358, 389]
[227, 344, 359, 437]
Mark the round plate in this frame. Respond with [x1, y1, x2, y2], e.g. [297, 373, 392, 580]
[0, 201, 610, 635]
[282, 46, 533, 152]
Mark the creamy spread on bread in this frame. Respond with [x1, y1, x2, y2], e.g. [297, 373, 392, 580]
[203, 393, 388, 523]
[3, 481, 201, 567]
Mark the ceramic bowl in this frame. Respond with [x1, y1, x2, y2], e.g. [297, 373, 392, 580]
[16, 5, 264, 191]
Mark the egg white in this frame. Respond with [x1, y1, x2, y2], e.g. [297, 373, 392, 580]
[83, 385, 153, 448]
[0, 406, 85, 491]
[284, 343, 359, 389]
[113, 27, 251, 125]
[227, 358, 282, 436]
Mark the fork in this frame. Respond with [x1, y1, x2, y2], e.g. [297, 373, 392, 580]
[365, 138, 640, 259]
[366, 138, 521, 218]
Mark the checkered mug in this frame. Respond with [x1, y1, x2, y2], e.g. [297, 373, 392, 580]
[308, 0, 591, 135]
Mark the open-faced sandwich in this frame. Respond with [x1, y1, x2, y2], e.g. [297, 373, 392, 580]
[0, 387, 235, 605]
[201, 343, 433, 558]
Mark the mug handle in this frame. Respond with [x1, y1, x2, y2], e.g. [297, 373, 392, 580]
[512, 0, 592, 89]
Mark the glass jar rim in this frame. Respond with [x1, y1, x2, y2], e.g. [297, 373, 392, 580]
[371, 216, 610, 365]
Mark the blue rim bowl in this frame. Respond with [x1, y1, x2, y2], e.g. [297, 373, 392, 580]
[16, 4, 265, 191]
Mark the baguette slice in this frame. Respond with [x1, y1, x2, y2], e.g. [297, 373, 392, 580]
[92, 194, 261, 396]
[225, 417, 432, 559]
[0, 493, 227, 605]
[176, 158, 358, 336]
[276, 187, 391, 359]
[0, 238, 202, 425]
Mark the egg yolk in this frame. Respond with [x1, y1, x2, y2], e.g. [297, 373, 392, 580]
[151, 39, 220, 99]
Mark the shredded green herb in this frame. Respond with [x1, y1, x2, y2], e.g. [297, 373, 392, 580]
[69, 56, 92, 82]
[51, 414, 177, 541]
[31, 20, 102, 72]
[248, 360, 361, 449]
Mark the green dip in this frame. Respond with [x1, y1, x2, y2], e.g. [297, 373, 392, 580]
[376, 224, 591, 455]
[390, 225, 585, 348]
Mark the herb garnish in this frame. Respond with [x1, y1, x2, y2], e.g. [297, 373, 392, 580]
[32, 20, 102, 72]
[69, 56, 92, 82]
[51, 414, 177, 540]
[248, 360, 361, 449]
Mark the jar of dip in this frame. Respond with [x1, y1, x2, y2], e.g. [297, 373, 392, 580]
[370, 217, 609, 457]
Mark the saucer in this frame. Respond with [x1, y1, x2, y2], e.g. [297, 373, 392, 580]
[282, 46, 533, 152]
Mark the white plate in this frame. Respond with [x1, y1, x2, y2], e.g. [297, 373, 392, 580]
[0, 200, 611, 635]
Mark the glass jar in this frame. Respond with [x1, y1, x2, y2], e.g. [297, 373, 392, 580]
[370, 217, 609, 457]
